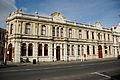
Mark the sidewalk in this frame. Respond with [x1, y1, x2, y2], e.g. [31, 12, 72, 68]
[0, 57, 118, 68]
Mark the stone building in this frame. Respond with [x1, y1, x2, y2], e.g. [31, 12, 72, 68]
[0, 27, 6, 64]
[111, 23, 120, 57]
[6, 10, 115, 63]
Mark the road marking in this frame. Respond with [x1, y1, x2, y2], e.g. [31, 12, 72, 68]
[91, 72, 111, 79]
[43, 68, 49, 69]
[67, 66, 73, 68]
[25, 69, 32, 70]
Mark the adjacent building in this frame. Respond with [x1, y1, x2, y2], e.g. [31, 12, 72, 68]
[111, 23, 120, 57]
[6, 10, 118, 63]
[0, 27, 6, 64]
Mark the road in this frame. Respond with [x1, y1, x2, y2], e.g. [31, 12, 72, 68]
[0, 60, 120, 80]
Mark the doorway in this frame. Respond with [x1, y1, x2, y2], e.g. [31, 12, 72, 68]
[98, 45, 103, 58]
[8, 44, 12, 61]
[56, 46, 60, 61]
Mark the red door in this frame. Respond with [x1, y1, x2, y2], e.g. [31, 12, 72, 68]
[98, 45, 103, 58]
[56, 46, 60, 61]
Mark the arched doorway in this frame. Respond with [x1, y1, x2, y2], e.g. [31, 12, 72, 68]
[56, 46, 60, 61]
[8, 44, 12, 61]
[98, 45, 103, 58]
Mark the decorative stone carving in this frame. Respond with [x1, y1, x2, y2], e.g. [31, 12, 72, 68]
[51, 12, 66, 23]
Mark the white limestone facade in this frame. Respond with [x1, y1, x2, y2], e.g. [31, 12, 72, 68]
[6, 10, 116, 63]
[111, 23, 120, 57]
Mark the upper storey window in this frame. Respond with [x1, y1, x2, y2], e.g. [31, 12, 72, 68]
[104, 33, 106, 41]
[69, 28, 72, 38]
[61, 28, 63, 37]
[52, 27, 55, 36]
[86, 31, 89, 39]
[10, 24, 13, 34]
[79, 30, 82, 39]
[41, 25, 46, 35]
[98, 33, 100, 40]
[92, 32, 94, 40]
[108, 34, 110, 41]
[25, 23, 30, 34]
[57, 27, 59, 37]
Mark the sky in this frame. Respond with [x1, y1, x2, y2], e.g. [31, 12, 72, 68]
[0, 0, 120, 29]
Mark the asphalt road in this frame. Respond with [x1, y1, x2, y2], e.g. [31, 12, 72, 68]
[0, 60, 120, 80]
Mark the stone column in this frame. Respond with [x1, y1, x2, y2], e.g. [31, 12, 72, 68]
[16, 20, 18, 34]
[48, 43, 52, 61]
[70, 44, 72, 57]
[22, 22, 25, 34]
[64, 43, 68, 61]
[42, 43, 44, 56]
[54, 44, 56, 61]
[33, 42, 38, 58]
[95, 45, 98, 59]
[26, 43, 28, 57]
[60, 44, 62, 60]
[75, 44, 78, 60]
[39, 24, 41, 36]
[55, 27, 57, 37]
[14, 41, 21, 63]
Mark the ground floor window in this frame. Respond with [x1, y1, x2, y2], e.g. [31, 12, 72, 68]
[28, 43, 33, 56]
[21, 43, 26, 56]
[87, 45, 89, 55]
[38, 44, 42, 56]
[104, 46, 107, 54]
[78, 45, 80, 55]
[44, 44, 48, 56]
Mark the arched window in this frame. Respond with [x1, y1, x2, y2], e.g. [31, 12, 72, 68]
[41, 25, 46, 35]
[10, 24, 13, 34]
[44, 44, 48, 56]
[25, 23, 30, 34]
[38, 44, 42, 56]
[21, 43, 26, 56]
[28, 43, 33, 56]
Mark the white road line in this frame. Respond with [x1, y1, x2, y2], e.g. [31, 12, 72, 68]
[25, 69, 32, 70]
[67, 66, 73, 68]
[43, 68, 49, 69]
[91, 72, 111, 79]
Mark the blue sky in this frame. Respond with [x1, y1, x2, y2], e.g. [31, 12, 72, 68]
[0, 0, 120, 28]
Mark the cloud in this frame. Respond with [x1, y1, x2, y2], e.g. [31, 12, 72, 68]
[0, 0, 17, 28]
